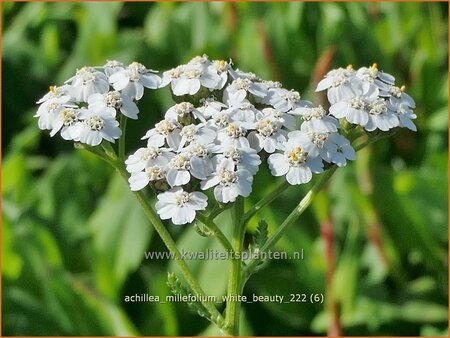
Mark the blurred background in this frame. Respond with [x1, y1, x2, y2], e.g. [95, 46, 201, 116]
[2, 2, 448, 336]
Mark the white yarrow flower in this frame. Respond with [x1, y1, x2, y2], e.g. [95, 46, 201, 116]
[35, 95, 77, 130]
[77, 108, 122, 146]
[129, 165, 168, 192]
[212, 146, 261, 175]
[125, 147, 174, 173]
[268, 139, 323, 185]
[160, 62, 222, 96]
[49, 107, 82, 140]
[155, 187, 208, 225]
[142, 119, 181, 149]
[201, 158, 253, 203]
[37, 85, 72, 105]
[247, 118, 286, 153]
[88, 91, 139, 119]
[66, 66, 110, 102]
[267, 88, 307, 113]
[296, 105, 340, 133]
[109, 61, 161, 100]
[364, 98, 399, 132]
[103, 60, 125, 77]
[329, 86, 379, 127]
[217, 123, 250, 148]
[315, 66, 362, 104]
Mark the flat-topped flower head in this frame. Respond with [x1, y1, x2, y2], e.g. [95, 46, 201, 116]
[66, 66, 110, 102]
[155, 187, 208, 225]
[109, 61, 161, 100]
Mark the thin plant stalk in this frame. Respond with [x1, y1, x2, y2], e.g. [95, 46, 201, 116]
[225, 197, 245, 336]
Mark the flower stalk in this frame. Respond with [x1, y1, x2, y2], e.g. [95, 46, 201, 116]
[225, 197, 246, 336]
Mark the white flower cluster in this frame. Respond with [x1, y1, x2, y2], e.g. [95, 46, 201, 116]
[316, 63, 417, 132]
[35, 61, 161, 146]
[37, 57, 417, 225]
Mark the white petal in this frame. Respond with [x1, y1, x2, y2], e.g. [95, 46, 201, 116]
[110, 73, 129, 91]
[268, 153, 289, 176]
[189, 192, 208, 209]
[166, 169, 190, 187]
[346, 109, 369, 126]
[129, 172, 150, 191]
[315, 77, 334, 91]
[190, 157, 213, 180]
[200, 175, 221, 190]
[172, 207, 196, 225]
[140, 74, 161, 89]
[286, 166, 312, 185]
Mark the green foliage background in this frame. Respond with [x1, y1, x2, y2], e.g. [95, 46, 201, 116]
[2, 2, 448, 336]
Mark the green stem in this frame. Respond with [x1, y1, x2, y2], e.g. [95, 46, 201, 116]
[354, 130, 395, 151]
[243, 167, 338, 279]
[209, 203, 232, 220]
[119, 115, 127, 160]
[225, 197, 245, 336]
[77, 143, 224, 326]
[242, 180, 289, 224]
[196, 213, 234, 253]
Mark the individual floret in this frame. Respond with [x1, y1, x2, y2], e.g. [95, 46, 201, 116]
[155, 187, 208, 225]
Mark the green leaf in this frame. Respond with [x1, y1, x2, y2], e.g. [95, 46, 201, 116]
[1, 216, 23, 279]
[253, 219, 268, 250]
[88, 175, 153, 298]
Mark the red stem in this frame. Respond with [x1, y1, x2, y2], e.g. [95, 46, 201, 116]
[320, 218, 342, 337]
